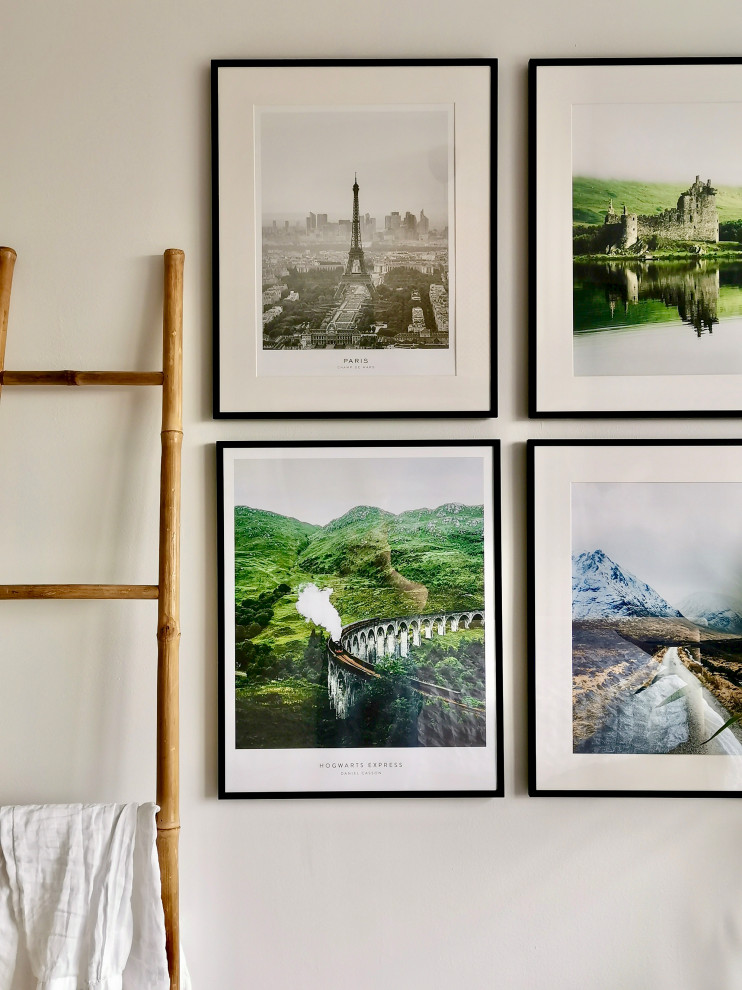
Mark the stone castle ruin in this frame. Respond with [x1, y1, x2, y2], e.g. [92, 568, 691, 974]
[593, 177, 719, 253]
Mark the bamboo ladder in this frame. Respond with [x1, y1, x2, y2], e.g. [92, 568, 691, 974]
[0, 246, 184, 990]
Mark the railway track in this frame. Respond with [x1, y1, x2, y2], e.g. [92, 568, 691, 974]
[328, 640, 485, 718]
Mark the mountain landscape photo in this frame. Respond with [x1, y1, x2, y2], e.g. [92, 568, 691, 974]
[572, 482, 742, 756]
[232, 497, 487, 751]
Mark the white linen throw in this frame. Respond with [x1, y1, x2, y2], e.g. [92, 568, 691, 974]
[0, 804, 170, 990]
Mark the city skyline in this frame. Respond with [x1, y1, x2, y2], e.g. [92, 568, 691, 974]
[262, 205, 438, 227]
[256, 106, 453, 229]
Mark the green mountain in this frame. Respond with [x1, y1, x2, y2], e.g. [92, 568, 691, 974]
[573, 176, 742, 226]
[233, 502, 486, 749]
[234, 506, 319, 591]
[234, 501, 485, 664]
[298, 505, 395, 579]
[384, 503, 485, 600]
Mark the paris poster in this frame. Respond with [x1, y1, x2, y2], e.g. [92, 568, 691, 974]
[217, 441, 502, 797]
[212, 61, 495, 416]
[255, 105, 454, 379]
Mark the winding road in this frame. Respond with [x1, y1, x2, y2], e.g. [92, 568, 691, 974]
[579, 646, 742, 755]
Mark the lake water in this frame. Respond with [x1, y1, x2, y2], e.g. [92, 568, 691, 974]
[573, 259, 742, 376]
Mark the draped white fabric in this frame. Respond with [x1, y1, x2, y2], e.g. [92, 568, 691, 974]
[0, 805, 170, 990]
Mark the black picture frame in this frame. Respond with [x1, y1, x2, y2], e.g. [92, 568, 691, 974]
[212, 58, 496, 419]
[218, 439, 503, 798]
[529, 57, 742, 418]
[529, 438, 742, 797]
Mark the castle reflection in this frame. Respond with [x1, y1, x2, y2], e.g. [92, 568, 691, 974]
[574, 260, 742, 337]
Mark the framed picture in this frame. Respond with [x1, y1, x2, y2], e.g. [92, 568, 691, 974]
[212, 59, 496, 418]
[529, 439, 742, 797]
[217, 440, 502, 798]
[530, 58, 742, 416]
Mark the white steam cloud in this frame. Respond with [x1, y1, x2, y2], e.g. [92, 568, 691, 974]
[295, 584, 343, 641]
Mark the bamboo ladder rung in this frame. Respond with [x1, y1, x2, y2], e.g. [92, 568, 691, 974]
[0, 371, 164, 386]
[0, 246, 184, 990]
[0, 585, 159, 600]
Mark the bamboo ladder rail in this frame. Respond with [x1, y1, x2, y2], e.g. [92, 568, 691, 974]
[0, 246, 184, 990]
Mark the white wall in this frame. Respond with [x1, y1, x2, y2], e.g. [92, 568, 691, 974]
[3, 3, 742, 988]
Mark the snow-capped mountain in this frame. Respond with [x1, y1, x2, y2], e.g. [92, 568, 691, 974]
[676, 591, 742, 635]
[572, 549, 684, 620]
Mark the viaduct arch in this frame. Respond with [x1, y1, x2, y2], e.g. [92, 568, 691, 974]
[339, 608, 485, 663]
[327, 607, 486, 720]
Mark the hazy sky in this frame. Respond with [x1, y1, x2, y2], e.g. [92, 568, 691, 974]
[572, 102, 742, 186]
[233, 453, 484, 526]
[257, 106, 451, 227]
[572, 482, 742, 605]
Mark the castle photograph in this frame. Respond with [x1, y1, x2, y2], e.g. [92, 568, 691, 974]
[254, 106, 454, 372]
[570, 101, 742, 379]
[580, 176, 719, 256]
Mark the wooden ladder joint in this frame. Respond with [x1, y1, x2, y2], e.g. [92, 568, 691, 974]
[156, 820, 181, 833]
[157, 617, 181, 644]
[0, 370, 165, 387]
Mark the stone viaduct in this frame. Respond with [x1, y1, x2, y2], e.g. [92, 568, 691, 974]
[340, 608, 485, 662]
[327, 607, 486, 719]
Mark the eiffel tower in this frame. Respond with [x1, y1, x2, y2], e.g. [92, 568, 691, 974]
[336, 173, 375, 299]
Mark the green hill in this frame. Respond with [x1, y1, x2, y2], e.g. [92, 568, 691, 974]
[573, 176, 742, 226]
[385, 503, 485, 601]
[233, 502, 485, 666]
[234, 506, 319, 591]
[232, 502, 486, 749]
[298, 505, 395, 578]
